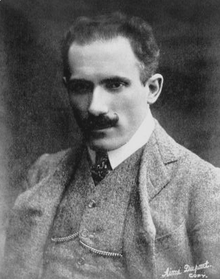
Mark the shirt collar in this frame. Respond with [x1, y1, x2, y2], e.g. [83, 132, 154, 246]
[87, 110, 155, 169]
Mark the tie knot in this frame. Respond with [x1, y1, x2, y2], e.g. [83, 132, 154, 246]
[91, 151, 112, 185]
[95, 151, 109, 167]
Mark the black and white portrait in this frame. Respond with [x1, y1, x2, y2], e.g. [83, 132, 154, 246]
[0, 1, 220, 278]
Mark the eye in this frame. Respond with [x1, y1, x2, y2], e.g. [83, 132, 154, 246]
[68, 80, 93, 95]
[104, 79, 129, 92]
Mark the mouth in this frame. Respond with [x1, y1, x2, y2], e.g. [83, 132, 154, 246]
[87, 126, 114, 139]
[89, 123, 114, 131]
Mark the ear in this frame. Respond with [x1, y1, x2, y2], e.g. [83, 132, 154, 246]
[63, 77, 67, 88]
[145, 73, 163, 105]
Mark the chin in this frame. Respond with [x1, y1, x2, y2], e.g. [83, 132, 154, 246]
[87, 136, 124, 152]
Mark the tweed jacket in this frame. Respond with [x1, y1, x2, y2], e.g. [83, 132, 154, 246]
[3, 121, 220, 279]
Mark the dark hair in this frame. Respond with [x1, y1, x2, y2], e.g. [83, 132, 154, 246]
[61, 12, 160, 83]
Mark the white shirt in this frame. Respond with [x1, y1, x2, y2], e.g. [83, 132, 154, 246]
[88, 110, 155, 169]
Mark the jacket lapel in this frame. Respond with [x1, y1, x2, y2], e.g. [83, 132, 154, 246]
[140, 120, 179, 201]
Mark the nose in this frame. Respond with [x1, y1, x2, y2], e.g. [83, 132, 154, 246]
[88, 86, 109, 116]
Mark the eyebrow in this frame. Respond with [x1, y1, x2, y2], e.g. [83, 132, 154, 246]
[68, 76, 131, 86]
[100, 76, 131, 85]
[68, 78, 92, 84]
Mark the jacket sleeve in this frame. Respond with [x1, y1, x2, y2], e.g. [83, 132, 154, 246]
[188, 165, 220, 279]
[2, 148, 72, 279]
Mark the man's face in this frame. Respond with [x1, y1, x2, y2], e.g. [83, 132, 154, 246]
[67, 36, 160, 151]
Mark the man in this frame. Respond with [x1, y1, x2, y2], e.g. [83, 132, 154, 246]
[3, 12, 220, 279]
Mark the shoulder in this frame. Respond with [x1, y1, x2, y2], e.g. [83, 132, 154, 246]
[171, 136, 219, 183]
[153, 120, 220, 183]
[25, 147, 80, 189]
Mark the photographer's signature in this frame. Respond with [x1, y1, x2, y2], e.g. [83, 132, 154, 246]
[162, 261, 212, 278]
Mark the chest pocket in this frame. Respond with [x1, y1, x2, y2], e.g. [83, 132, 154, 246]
[155, 221, 187, 253]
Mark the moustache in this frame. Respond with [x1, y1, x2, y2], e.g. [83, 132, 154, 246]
[83, 113, 119, 131]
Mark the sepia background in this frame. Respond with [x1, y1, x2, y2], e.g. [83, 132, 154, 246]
[0, 0, 220, 270]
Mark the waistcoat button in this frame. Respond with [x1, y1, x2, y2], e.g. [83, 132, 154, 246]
[80, 229, 88, 238]
[77, 257, 85, 266]
[88, 200, 96, 208]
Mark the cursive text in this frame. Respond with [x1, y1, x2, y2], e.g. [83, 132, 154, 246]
[161, 261, 212, 278]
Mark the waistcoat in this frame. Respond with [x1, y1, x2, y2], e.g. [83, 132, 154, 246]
[41, 147, 144, 279]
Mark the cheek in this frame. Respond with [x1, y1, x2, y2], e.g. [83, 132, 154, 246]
[114, 93, 147, 119]
[69, 95, 88, 112]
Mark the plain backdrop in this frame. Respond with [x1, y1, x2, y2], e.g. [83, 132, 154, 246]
[1, 0, 220, 269]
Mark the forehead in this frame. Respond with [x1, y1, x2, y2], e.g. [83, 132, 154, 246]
[67, 36, 141, 79]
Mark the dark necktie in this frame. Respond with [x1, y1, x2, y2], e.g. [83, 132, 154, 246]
[90, 151, 112, 185]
